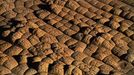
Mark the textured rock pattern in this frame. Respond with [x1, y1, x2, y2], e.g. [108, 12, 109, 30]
[0, 0, 134, 75]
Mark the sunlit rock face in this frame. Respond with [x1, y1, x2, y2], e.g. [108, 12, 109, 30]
[0, 0, 134, 75]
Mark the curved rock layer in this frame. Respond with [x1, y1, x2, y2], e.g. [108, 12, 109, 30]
[0, 0, 134, 75]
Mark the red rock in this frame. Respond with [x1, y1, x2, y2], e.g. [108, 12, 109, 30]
[110, 20, 120, 29]
[38, 61, 49, 72]
[0, 42, 12, 52]
[90, 59, 104, 67]
[102, 12, 112, 18]
[102, 5, 113, 11]
[12, 64, 28, 75]
[61, 56, 74, 65]
[42, 57, 53, 64]
[84, 11, 96, 18]
[2, 30, 10, 37]
[88, 66, 99, 75]
[66, 1, 80, 10]
[77, 0, 92, 8]
[83, 57, 94, 65]
[95, 2, 105, 9]
[4, 57, 18, 70]
[18, 38, 32, 49]
[0, 65, 11, 74]
[51, 4, 63, 14]
[113, 8, 122, 15]
[94, 47, 111, 60]
[25, 69, 37, 75]
[33, 28, 46, 37]
[72, 67, 82, 75]
[82, 34, 92, 44]
[93, 36, 105, 45]
[72, 52, 87, 61]
[84, 44, 98, 56]
[102, 40, 115, 50]
[59, 11, 67, 17]
[74, 41, 87, 52]
[11, 31, 23, 42]
[103, 54, 120, 70]
[99, 64, 113, 74]
[2, 10, 17, 18]
[57, 34, 71, 43]
[49, 62, 64, 75]
[28, 35, 40, 45]
[37, 10, 50, 19]
[5, 46, 23, 56]
[0, 56, 8, 65]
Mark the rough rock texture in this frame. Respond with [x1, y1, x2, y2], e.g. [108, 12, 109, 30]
[0, 0, 134, 75]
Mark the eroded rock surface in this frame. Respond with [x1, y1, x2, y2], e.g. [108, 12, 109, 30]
[0, 0, 134, 75]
